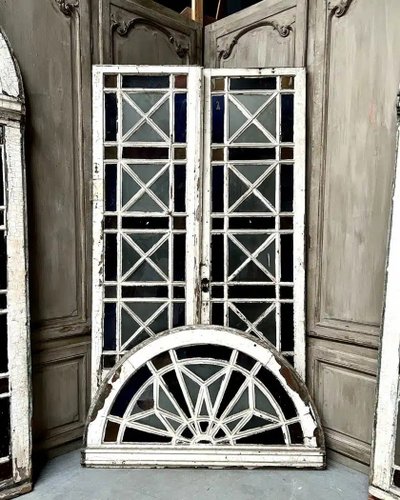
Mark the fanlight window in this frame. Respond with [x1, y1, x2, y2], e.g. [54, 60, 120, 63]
[83, 327, 324, 468]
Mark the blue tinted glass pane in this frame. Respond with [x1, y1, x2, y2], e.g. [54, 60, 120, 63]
[103, 303, 116, 350]
[212, 95, 224, 144]
[105, 164, 117, 211]
[175, 94, 187, 143]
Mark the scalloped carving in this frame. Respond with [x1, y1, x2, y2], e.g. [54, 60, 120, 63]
[218, 20, 294, 61]
[55, 0, 79, 16]
[328, 0, 354, 17]
[110, 14, 189, 59]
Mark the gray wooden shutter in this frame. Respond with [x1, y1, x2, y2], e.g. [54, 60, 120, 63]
[204, 0, 307, 68]
[100, 0, 202, 65]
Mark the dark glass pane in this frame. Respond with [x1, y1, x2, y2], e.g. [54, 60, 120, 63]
[212, 303, 224, 325]
[280, 217, 293, 229]
[0, 397, 10, 457]
[212, 95, 224, 144]
[281, 303, 294, 351]
[105, 164, 117, 212]
[104, 146, 117, 159]
[212, 149, 224, 161]
[104, 216, 117, 229]
[212, 286, 224, 298]
[230, 77, 276, 90]
[104, 420, 119, 443]
[173, 234, 186, 281]
[280, 286, 293, 299]
[229, 217, 275, 230]
[0, 294, 5, 309]
[211, 234, 224, 281]
[174, 165, 186, 212]
[216, 371, 246, 418]
[281, 147, 293, 160]
[284, 355, 294, 366]
[103, 303, 116, 350]
[0, 315, 7, 372]
[0, 231, 6, 289]
[0, 460, 12, 482]
[394, 469, 400, 488]
[0, 149, 3, 206]
[103, 355, 117, 369]
[212, 218, 224, 230]
[174, 148, 186, 160]
[105, 93, 117, 141]
[104, 74, 117, 88]
[281, 234, 293, 282]
[229, 285, 276, 299]
[175, 94, 187, 143]
[281, 164, 293, 212]
[122, 217, 169, 230]
[122, 147, 168, 159]
[0, 378, 8, 394]
[105, 233, 117, 281]
[110, 365, 152, 417]
[173, 217, 186, 230]
[257, 367, 297, 419]
[229, 148, 275, 160]
[281, 94, 294, 142]
[173, 303, 185, 327]
[104, 285, 117, 298]
[122, 286, 168, 298]
[122, 75, 169, 88]
[212, 166, 224, 212]
[173, 286, 185, 299]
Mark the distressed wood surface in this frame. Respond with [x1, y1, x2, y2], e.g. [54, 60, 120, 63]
[204, 0, 307, 68]
[100, 0, 202, 65]
[306, 0, 400, 468]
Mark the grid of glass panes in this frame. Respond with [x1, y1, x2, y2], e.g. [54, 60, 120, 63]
[0, 127, 11, 480]
[207, 75, 296, 363]
[101, 73, 189, 370]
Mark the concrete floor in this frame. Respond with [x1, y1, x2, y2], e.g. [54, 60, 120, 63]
[25, 450, 368, 500]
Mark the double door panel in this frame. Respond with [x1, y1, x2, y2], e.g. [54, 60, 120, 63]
[92, 66, 305, 393]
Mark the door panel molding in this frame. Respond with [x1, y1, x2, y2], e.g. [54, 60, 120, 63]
[308, 338, 377, 465]
[101, 0, 201, 65]
[307, 0, 400, 347]
[205, 0, 307, 68]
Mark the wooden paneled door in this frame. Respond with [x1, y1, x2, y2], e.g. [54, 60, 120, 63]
[306, 0, 400, 470]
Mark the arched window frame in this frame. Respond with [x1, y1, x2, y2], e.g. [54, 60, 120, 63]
[0, 27, 31, 498]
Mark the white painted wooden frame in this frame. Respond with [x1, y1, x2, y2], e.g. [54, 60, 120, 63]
[91, 65, 202, 395]
[201, 68, 306, 380]
[0, 29, 31, 499]
[92, 66, 306, 394]
[83, 326, 325, 469]
[370, 89, 400, 500]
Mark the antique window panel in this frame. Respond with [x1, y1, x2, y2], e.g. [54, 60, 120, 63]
[201, 68, 306, 379]
[0, 29, 31, 498]
[92, 66, 202, 393]
[370, 90, 400, 500]
[83, 326, 325, 468]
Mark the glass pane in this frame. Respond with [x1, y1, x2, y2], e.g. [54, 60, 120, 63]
[212, 96, 225, 144]
[122, 75, 169, 88]
[175, 94, 187, 143]
[105, 93, 117, 141]
[230, 77, 276, 90]
[281, 94, 294, 142]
